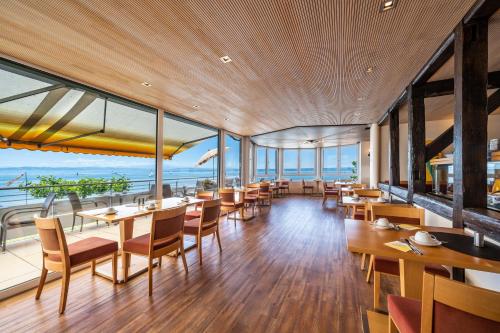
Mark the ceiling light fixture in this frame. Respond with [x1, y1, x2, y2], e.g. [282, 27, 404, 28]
[380, 0, 397, 12]
[354, 112, 361, 116]
[192, 105, 200, 109]
[224, 117, 229, 121]
[357, 97, 365, 101]
[141, 81, 152, 87]
[219, 55, 232, 63]
[366, 67, 374, 73]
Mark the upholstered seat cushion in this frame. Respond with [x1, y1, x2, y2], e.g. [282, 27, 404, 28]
[375, 257, 450, 278]
[48, 237, 118, 266]
[122, 233, 178, 255]
[185, 210, 201, 220]
[388, 295, 421, 333]
[184, 218, 217, 235]
[244, 195, 258, 203]
[221, 202, 244, 209]
[324, 190, 338, 195]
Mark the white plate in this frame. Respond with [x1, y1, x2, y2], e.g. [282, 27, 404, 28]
[104, 209, 117, 215]
[410, 236, 442, 247]
[375, 225, 392, 230]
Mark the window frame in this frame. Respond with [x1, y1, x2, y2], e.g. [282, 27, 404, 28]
[255, 146, 277, 178]
[282, 148, 316, 177]
[321, 143, 359, 181]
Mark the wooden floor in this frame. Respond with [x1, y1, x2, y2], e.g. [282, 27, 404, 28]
[0, 196, 397, 333]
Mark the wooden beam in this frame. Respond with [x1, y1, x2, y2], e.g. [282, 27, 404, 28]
[453, 19, 489, 228]
[425, 89, 500, 161]
[464, 0, 500, 23]
[423, 71, 500, 98]
[389, 107, 400, 187]
[407, 85, 426, 202]
[413, 34, 454, 86]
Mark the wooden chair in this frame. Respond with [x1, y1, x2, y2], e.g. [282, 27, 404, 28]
[219, 188, 245, 226]
[34, 217, 118, 314]
[353, 189, 381, 198]
[122, 206, 188, 296]
[257, 182, 272, 206]
[368, 206, 449, 309]
[183, 199, 222, 265]
[388, 271, 500, 333]
[185, 191, 214, 221]
[302, 179, 314, 195]
[322, 182, 340, 205]
[278, 180, 290, 196]
[244, 183, 260, 215]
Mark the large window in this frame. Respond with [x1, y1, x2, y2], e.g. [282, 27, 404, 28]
[283, 148, 316, 180]
[163, 115, 218, 196]
[255, 146, 277, 180]
[225, 133, 241, 187]
[322, 144, 359, 181]
[0, 60, 157, 292]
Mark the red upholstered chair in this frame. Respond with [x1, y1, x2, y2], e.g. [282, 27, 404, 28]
[183, 199, 222, 265]
[219, 188, 245, 226]
[302, 179, 314, 195]
[185, 191, 214, 221]
[122, 206, 188, 296]
[244, 183, 260, 216]
[278, 180, 290, 196]
[34, 217, 118, 314]
[388, 271, 500, 333]
[368, 206, 450, 309]
[322, 182, 340, 205]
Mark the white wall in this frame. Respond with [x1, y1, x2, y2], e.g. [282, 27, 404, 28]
[359, 140, 370, 185]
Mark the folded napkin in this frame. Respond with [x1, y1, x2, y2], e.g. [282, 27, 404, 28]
[398, 224, 421, 231]
[385, 240, 412, 252]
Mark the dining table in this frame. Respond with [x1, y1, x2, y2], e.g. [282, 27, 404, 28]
[233, 187, 257, 220]
[342, 196, 382, 219]
[78, 197, 204, 283]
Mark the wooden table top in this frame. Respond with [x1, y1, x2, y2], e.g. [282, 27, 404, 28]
[342, 196, 381, 206]
[345, 219, 500, 273]
[77, 197, 203, 223]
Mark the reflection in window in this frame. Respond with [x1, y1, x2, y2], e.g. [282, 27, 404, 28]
[225, 133, 241, 187]
[283, 149, 298, 175]
[321, 144, 358, 181]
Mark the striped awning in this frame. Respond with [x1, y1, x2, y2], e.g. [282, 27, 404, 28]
[0, 66, 216, 158]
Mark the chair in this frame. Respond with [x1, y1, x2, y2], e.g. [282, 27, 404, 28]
[388, 271, 500, 333]
[68, 192, 108, 232]
[34, 217, 118, 314]
[1, 192, 56, 252]
[322, 182, 339, 205]
[257, 182, 272, 206]
[350, 189, 382, 218]
[302, 179, 314, 195]
[122, 206, 188, 296]
[183, 199, 222, 265]
[368, 205, 449, 309]
[185, 191, 214, 221]
[244, 183, 260, 216]
[219, 188, 245, 226]
[278, 180, 290, 196]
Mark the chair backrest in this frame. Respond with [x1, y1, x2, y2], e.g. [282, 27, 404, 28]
[280, 180, 289, 186]
[35, 217, 69, 268]
[200, 199, 221, 229]
[218, 188, 235, 204]
[247, 183, 260, 189]
[150, 206, 186, 252]
[371, 205, 424, 225]
[421, 272, 500, 332]
[67, 192, 82, 212]
[40, 192, 56, 218]
[350, 183, 366, 189]
[195, 191, 214, 208]
[354, 189, 382, 198]
[259, 183, 270, 193]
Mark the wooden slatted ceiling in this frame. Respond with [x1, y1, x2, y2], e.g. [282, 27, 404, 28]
[0, 0, 478, 136]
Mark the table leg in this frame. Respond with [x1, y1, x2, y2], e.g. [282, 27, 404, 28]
[120, 217, 135, 269]
[399, 259, 425, 299]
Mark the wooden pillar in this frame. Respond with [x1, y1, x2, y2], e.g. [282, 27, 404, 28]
[389, 108, 400, 187]
[453, 19, 489, 227]
[369, 123, 380, 188]
[407, 85, 426, 202]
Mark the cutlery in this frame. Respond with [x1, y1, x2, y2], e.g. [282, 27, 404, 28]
[401, 238, 423, 255]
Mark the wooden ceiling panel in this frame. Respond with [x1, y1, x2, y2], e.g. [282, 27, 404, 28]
[0, 0, 478, 135]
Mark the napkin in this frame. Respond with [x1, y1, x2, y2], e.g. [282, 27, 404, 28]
[385, 241, 412, 252]
[398, 224, 421, 231]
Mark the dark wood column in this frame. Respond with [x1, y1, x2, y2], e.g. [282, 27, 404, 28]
[389, 108, 400, 187]
[453, 19, 489, 228]
[407, 85, 426, 202]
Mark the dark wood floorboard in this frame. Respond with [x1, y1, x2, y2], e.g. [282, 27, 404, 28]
[0, 196, 398, 333]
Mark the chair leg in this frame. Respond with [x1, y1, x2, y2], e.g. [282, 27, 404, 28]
[35, 267, 48, 300]
[123, 252, 129, 282]
[148, 258, 153, 296]
[79, 216, 84, 232]
[373, 271, 381, 309]
[158, 256, 162, 267]
[366, 255, 374, 282]
[180, 243, 188, 273]
[71, 214, 76, 231]
[91, 260, 96, 275]
[216, 229, 222, 252]
[360, 253, 366, 270]
[59, 268, 71, 314]
[112, 252, 117, 284]
[388, 315, 398, 333]
[198, 235, 203, 265]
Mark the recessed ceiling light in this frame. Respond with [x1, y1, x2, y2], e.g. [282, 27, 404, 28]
[380, 0, 397, 12]
[141, 81, 152, 87]
[354, 112, 361, 116]
[224, 117, 229, 121]
[192, 105, 200, 109]
[357, 97, 365, 101]
[366, 67, 374, 73]
[219, 55, 232, 63]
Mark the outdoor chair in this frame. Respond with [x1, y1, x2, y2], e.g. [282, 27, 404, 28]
[1, 192, 56, 252]
[68, 192, 108, 232]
